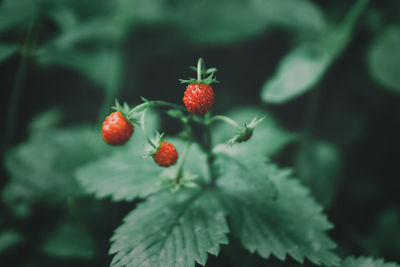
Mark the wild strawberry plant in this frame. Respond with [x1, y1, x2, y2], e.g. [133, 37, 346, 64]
[77, 58, 341, 267]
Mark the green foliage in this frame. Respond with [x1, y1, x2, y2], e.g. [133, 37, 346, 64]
[0, 0, 36, 33]
[41, 220, 95, 259]
[211, 106, 296, 156]
[74, 107, 340, 266]
[114, 0, 326, 44]
[0, 44, 18, 62]
[215, 144, 340, 266]
[76, 135, 208, 201]
[0, 230, 23, 253]
[38, 49, 122, 90]
[261, 0, 369, 103]
[341, 257, 399, 267]
[368, 26, 400, 93]
[295, 141, 342, 207]
[3, 125, 110, 212]
[110, 189, 229, 267]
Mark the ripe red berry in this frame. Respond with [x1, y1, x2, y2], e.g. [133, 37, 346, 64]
[152, 141, 178, 167]
[183, 83, 214, 115]
[102, 111, 133, 145]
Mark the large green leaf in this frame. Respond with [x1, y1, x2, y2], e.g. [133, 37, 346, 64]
[76, 135, 208, 201]
[109, 189, 229, 267]
[215, 144, 340, 266]
[38, 48, 122, 90]
[261, 0, 369, 103]
[4, 125, 110, 207]
[211, 106, 296, 157]
[115, 0, 325, 45]
[341, 257, 399, 267]
[368, 26, 400, 93]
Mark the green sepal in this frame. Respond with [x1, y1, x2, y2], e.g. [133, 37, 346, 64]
[180, 61, 219, 85]
[228, 116, 265, 145]
[111, 99, 140, 125]
[143, 132, 164, 158]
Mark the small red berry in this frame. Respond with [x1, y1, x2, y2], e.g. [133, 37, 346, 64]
[152, 141, 178, 167]
[183, 83, 214, 115]
[102, 111, 133, 145]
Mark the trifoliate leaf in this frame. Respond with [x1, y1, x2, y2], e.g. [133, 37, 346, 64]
[0, 44, 18, 62]
[4, 125, 110, 207]
[368, 26, 400, 93]
[212, 106, 296, 157]
[215, 145, 339, 266]
[42, 220, 95, 259]
[341, 257, 399, 267]
[110, 189, 229, 267]
[261, 0, 369, 103]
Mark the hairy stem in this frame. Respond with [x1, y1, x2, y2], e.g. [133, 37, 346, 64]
[197, 58, 204, 81]
[141, 110, 156, 148]
[174, 141, 192, 184]
[206, 115, 241, 130]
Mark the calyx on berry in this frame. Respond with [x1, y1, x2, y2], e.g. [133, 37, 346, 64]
[143, 131, 164, 158]
[179, 58, 219, 85]
[112, 99, 140, 126]
[228, 116, 265, 145]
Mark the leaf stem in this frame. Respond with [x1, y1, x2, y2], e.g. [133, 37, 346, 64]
[129, 100, 186, 115]
[174, 141, 193, 184]
[197, 58, 204, 81]
[206, 115, 242, 130]
[141, 110, 156, 148]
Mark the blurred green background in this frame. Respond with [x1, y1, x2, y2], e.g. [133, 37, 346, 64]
[1, 0, 399, 266]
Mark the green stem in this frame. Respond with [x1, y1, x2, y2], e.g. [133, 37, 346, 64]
[141, 110, 156, 148]
[129, 100, 186, 116]
[206, 115, 241, 130]
[197, 58, 204, 81]
[174, 141, 192, 184]
[204, 127, 218, 187]
[3, 20, 40, 151]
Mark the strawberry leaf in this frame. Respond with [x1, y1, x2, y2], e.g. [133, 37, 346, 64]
[341, 257, 399, 267]
[261, 0, 368, 104]
[109, 189, 229, 267]
[215, 144, 340, 266]
[76, 136, 208, 202]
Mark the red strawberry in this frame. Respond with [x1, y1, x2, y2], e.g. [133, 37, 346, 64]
[102, 111, 133, 145]
[183, 83, 214, 115]
[152, 141, 178, 167]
